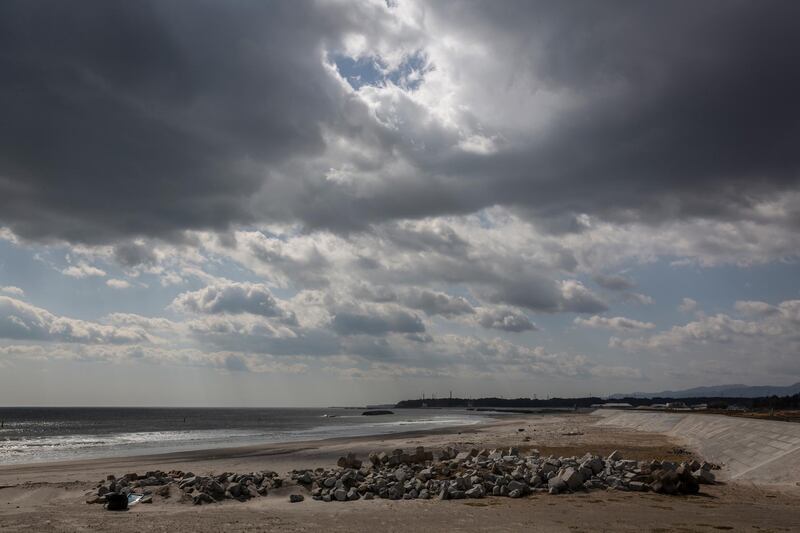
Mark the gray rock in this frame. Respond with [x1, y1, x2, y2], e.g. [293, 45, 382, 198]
[548, 477, 567, 493]
[465, 485, 485, 498]
[334, 489, 348, 501]
[289, 494, 304, 503]
[540, 463, 558, 474]
[507, 480, 526, 493]
[228, 483, 242, 498]
[559, 467, 584, 490]
[192, 492, 214, 505]
[695, 469, 716, 484]
[628, 481, 648, 492]
[417, 468, 432, 481]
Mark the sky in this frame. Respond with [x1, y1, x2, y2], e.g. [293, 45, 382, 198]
[1, 0, 799, 407]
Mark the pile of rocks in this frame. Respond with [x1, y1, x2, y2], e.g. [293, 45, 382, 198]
[87, 447, 717, 507]
[291, 447, 716, 502]
[86, 469, 284, 506]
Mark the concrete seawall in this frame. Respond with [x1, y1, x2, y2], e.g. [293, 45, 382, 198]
[593, 410, 800, 485]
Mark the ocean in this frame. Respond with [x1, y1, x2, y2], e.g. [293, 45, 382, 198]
[0, 407, 491, 465]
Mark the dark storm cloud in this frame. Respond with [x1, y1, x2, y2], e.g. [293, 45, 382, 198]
[331, 310, 425, 336]
[286, 0, 800, 232]
[0, 0, 347, 242]
[436, 0, 800, 225]
[0, 1, 798, 242]
[399, 288, 474, 317]
[486, 278, 608, 314]
[113, 242, 157, 267]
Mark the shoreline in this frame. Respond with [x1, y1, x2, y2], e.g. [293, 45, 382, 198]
[0, 407, 503, 468]
[0, 415, 513, 482]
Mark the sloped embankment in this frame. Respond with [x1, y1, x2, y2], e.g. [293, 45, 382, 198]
[593, 410, 800, 485]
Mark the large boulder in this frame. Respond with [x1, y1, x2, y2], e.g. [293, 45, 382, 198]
[507, 480, 526, 493]
[454, 451, 472, 462]
[650, 470, 679, 495]
[695, 469, 716, 484]
[465, 485, 485, 498]
[675, 466, 699, 495]
[547, 477, 568, 494]
[559, 467, 584, 491]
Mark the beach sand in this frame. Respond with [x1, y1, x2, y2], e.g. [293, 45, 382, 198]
[1, 412, 798, 532]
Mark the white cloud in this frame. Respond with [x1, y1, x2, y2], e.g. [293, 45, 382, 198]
[0, 286, 24, 296]
[558, 280, 609, 314]
[476, 307, 536, 332]
[398, 288, 474, 317]
[678, 298, 698, 313]
[171, 281, 295, 323]
[612, 300, 800, 380]
[106, 279, 131, 289]
[61, 262, 106, 278]
[734, 300, 779, 317]
[574, 315, 655, 331]
[0, 296, 149, 344]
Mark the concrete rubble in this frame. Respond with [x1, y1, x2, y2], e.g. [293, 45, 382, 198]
[88, 447, 717, 507]
[292, 447, 716, 502]
[87, 469, 283, 506]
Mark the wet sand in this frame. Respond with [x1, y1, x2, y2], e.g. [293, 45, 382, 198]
[1, 412, 799, 532]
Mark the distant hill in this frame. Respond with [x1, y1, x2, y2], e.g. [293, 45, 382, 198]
[610, 383, 800, 399]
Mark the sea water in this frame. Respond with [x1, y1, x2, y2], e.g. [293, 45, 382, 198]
[0, 407, 490, 465]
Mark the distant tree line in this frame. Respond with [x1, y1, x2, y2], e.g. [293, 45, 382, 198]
[750, 393, 800, 410]
[395, 393, 800, 410]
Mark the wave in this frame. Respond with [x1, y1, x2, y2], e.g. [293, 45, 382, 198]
[0, 412, 488, 465]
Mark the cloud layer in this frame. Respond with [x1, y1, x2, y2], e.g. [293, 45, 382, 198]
[1, 1, 798, 243]
[1, 2, 799, 401]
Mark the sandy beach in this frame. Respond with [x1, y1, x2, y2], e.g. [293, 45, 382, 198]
[2, 411, 799, 532]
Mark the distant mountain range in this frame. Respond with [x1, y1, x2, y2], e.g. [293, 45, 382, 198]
[610, 383, 800, 399]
